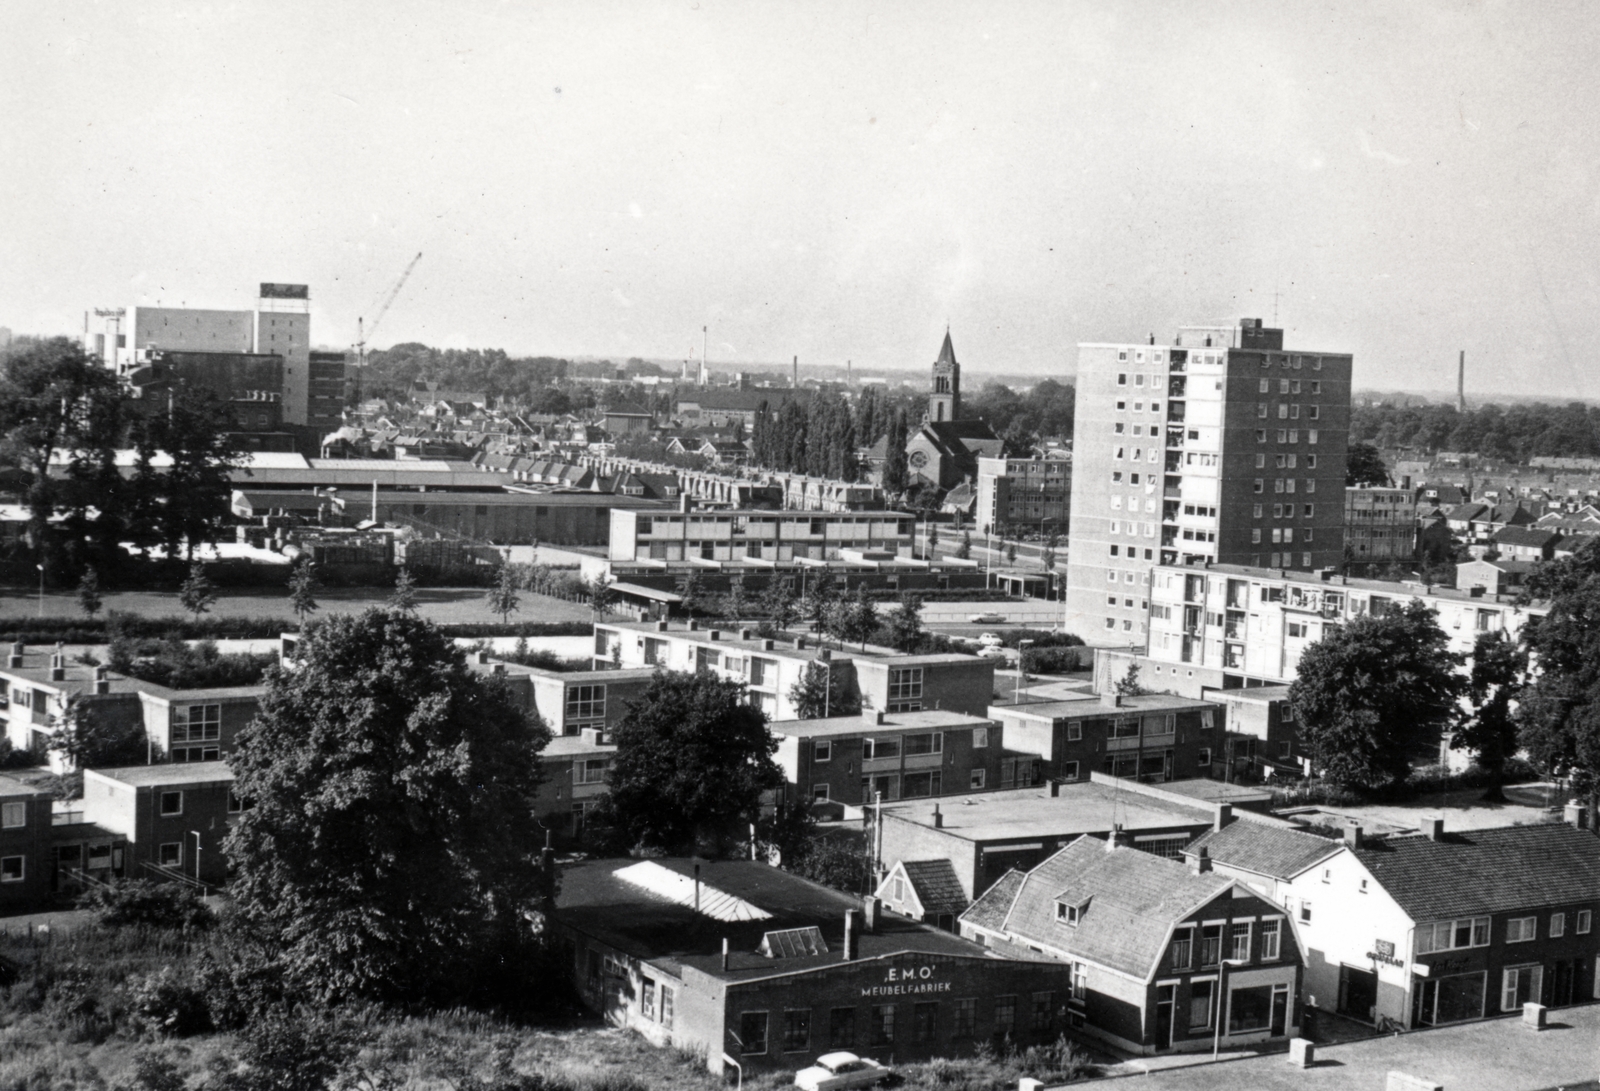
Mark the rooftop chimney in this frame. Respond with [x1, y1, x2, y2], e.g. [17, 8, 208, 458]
[1423, 817, 1444, 841]
[1214, 803, 1234, 832]
[1101, 691, 1122, 709]
[477, 650, 490, 664]
[1106, 823, 1128, 852]
[1050, 780, 1061, 798]
[680, 493, 692, 513]
[864, 896, 880, 933]
[1190, 846, 1213, 874]
[843, 909, 858, 960]
[933, 804, 943, 829]
[793, 637, 806, 650]
[740, 628, 752, 640]
[762, 639, 774, 651]
[864, 709, 884, 725]
[708, 630, 721, 641]
[1563, 801, 1588, 830]
[687, 619, 699, 631]
[1344, 823, 1364, 849]
[819, 648, 831, 661]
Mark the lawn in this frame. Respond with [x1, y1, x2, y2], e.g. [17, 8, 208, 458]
[0, 586, 595, 627]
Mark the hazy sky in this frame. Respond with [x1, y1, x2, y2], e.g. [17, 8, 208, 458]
[3, 2, 1597, 399]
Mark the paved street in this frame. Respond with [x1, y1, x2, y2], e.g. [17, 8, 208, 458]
[1086, 1003, 1600, 1091]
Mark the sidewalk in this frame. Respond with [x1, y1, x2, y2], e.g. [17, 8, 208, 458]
[1082, 1003, 1600, 1091]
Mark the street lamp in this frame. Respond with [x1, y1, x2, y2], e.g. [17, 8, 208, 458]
[189, 830, 203, 888]
[1017, 639, 1035, 704]
[1212, 958, 1248, 1059]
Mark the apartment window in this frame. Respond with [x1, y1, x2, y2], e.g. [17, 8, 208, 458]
[1578, 910, 1592, 934]
[566, 685, 606, 723]
[641, 978, 656, 1021]
[1306, 454, 1317, 468]
[993, 996, 1016, 1038]
[1170, 927, 1193, 970]
[902, 771, 942, 798]
[1308, 429, 1318, 444]
[829, 1007, 856, 1048]
[1277, 403, 1288, 419]
[1229, 922, 1252, 962]
[905, 733, 942, 757]
[1253, 504, 1263, 518]
[1416, 916, 1491, 953]
[159, 791, 183, 817]
[1197, 747, 1211, 766]
[1277, 429, 1288, 443]
[1117, 372, 1127, 385]
[1508, 917, 1537, 943]
[1257, 429, 1267, 443]
[1304, 504, 1315, 517]
[1255, 454, 1266, 468]
[888, 667, 924, 712]
[1251, 529, 1262, 544]
[1261, 919, 1282, 961]
[749, 657, 773, 687]
[566, 755, 607, 786]
[862, 737, 900, 760]
[171, 703, 221, 743]
[1257, 404, 1268, 419]
[739, 1011, 769, 1055]
[811, 783, 830, 802]
[1309, 406, 1320, 420]
[812, 740, 832, 764]
[158, 842, 183, 867]
[1253, 479, 1264, 494]
[970, 769, 986, 790]
[1551, 912, 1565, 938]
[0, 802, 24, 829]
[783, 1009, 811, 1052]
[870, 1004, 895, 1046]
[1114, 422, 1125, 434]
[1290, 404, 1300, 419]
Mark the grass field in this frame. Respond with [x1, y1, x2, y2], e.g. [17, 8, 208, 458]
[0, 586, 595, 626]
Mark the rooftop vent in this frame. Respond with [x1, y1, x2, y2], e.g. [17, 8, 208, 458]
[758, 926, 829, 959]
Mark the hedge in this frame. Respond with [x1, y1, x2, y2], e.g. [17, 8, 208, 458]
[0, 613, 595, 644]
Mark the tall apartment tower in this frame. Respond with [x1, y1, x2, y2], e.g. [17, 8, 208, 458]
[928, 330, 961, 423]
[1065, 319, 1352, 643]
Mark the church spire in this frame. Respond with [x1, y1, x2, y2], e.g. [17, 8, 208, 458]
[928, 330, 961, 423]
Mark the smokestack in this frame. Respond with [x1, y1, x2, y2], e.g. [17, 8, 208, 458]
[843, 909, 858, 960]
[792, 355, 798, 389]
[1214, 803, 1234, 831]
[1457, 351, 1466, 414]
[933, 804, 943, 829]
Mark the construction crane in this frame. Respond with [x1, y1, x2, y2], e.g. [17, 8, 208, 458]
[354, 251, 423, 369]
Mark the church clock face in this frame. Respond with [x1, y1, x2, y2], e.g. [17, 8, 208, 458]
[909, 450, 928, 469]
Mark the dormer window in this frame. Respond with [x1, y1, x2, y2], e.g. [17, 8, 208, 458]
[1055, 897, 1088, 926]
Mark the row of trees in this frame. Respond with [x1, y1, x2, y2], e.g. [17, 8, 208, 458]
[1290, 538, 1600, 827]
[748, 389, 866, 481]
[1352, 399, 1600, 462]
[0, 337, 244, 582]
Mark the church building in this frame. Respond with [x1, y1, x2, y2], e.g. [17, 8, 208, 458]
[904, 332, 1003, 492]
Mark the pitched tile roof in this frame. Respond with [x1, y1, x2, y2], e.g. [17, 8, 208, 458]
[962, 837, 1233, 979]
[962, 869, 1025, 932]
[1187, 819, 1343, 880]
[902, 859, 969, 916]
[1352, 823, 1600, 922]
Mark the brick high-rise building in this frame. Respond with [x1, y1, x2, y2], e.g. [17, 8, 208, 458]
[1065, 319, 1351, 644]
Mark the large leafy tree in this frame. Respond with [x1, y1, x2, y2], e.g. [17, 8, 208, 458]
[225, 609, 550, 1004]
[0, 337, 122, 578]
[885, 594, 925, 652]
[1345, 442, 1390, 487]
[1289, 600, 1465, 790]
[1452, 630, 1526, 802]
[604, 670, 781, 854]
[132, 388, 244, 562]
[1518, 538, 1600, 830]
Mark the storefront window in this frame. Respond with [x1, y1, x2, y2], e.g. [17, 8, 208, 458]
[1228, 985, 1273, 1033]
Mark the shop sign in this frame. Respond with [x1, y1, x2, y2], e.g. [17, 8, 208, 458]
[1365, 939, 1404, 968]
[860, 963, 954, 998]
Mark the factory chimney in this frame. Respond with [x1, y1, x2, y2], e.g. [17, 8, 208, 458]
[792, 355, 798, 389]
[1457, 351, 1466, 414]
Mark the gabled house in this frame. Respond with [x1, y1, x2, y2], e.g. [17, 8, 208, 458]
[1189, 817, 1600, 1029]
[1489, 525, 1562, 562]
[960, 834, 1301, 1053]
[875, 858, 970, 931]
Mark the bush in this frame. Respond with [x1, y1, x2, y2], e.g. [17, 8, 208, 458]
[82, 880, 213, 931]
[109, 636, 274, 689]
[126, 966, 212, 1037]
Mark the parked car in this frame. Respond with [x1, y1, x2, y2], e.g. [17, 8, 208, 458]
[794, 1052, 892, 1091]
[968, 612, 1007, 623]
[977, 631, 1004, 648]
[978, 645, 1008, 660]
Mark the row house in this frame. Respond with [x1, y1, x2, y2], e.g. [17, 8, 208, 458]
[608, 508, 916, 564]
[593, 620, 995, 723]
[960, 835, 1302, 1054]
[534, 730, 615, 843]
[0, 645, 150, 770]
[0, 773, 52, 910]
[772, 708, 1008, 811]
[71, 762, 240, 890]
[1189, 817, 1600, 1029]
[989, 691, 1222, 784]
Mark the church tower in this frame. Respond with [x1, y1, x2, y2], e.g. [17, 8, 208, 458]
[928, 329, 961, 423]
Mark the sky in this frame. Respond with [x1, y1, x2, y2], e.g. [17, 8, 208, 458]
[3, 1, 1598, 400]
